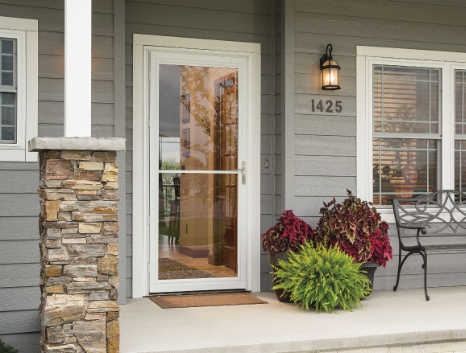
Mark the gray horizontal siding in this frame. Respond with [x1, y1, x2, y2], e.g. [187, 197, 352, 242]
[126, 2, 270, 35]
[293, 0, 466, 292]
[127, 0, 271, 14]
[125, 0, 274, 295]
[0, 1, 119, 350]
[0, 311, 40, 334]
[295, 0, 466, 28]
[0, 217, 38, 241]
[0, 333, 40, 353]
[0, 264, 40, 288]
[294, 135, 356, 157]
[295, 115, 356, 137]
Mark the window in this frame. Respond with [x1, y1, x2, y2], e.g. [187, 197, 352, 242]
[357, 47, 466, 218]
[0, 16, 38, 162]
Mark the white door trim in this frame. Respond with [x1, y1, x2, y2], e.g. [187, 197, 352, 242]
[132, 35, 261, 298]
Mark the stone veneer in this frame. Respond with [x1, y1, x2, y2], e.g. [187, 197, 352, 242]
[31, 138, 125, 353]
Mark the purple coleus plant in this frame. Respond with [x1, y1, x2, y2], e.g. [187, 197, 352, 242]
[316, 190, 393, 267]
[261, 210, 316, 254]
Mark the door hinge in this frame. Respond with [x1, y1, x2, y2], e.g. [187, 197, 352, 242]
[148, 70, 151, 81]
[148, 215, 150, 225]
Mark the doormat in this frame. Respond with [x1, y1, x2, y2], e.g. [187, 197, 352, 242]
[149, 293, 268, 309]
[158, 258, 214, 280]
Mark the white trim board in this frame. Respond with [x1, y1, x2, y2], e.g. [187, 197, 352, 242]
[133, 34, 260, 53]
[357, 46, 466, 223]
[132, 35, 261, 298]
[0, 15, 38, 31]
[357, 46, 466, 63]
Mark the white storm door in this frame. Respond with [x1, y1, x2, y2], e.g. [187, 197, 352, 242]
[148, 48, 249, 293]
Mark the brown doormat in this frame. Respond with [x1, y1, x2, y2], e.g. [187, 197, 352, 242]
[149, 293, 268, 309]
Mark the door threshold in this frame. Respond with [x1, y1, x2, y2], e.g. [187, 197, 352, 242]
[146, 289, 250, 298]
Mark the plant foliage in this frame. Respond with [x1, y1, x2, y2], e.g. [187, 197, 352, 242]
[261, 210, 316, 254]
[0, 338, 19, 353]
[273, 242, 371, 312]
[316, 190, 393, 267]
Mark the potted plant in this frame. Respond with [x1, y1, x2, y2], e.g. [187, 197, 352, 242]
[315, 190, 392, 292]
[273, 242, 371, 312]
[261, 210, 316, 302]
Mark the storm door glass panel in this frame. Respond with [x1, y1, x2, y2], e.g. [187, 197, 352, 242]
[158, 64, 239, 280]
[158, 65, 238, 171]
[454, 70, 466, 198]
[0, 39, 17, 144]
[373, 66, 440, 205]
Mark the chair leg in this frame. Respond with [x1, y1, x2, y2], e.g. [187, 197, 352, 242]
[393, 251, 415, 292]
[422, 252, 430, 301]
[393, 247, 402, 292]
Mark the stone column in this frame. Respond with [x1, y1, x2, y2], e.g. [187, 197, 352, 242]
[29, 137, 125, 353]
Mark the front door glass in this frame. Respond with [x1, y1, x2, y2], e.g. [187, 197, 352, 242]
[157, 64, 239, 280]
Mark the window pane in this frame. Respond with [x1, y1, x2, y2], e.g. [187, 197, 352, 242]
[373, 66, 440, 134]
[373, 138, 437, 205]
[0, 92, 16, 143]
[2, 55, 12, 71]
[1, 106, 14, 125]
[1, 127, 15, 141]
[1, 40, 13, 54]
[1, 72, 13, 86]
[0, 39, 15, 87]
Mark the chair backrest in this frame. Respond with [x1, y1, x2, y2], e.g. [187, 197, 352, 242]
[392, 190, 466, 237]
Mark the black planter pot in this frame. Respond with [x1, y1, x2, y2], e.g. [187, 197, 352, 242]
[268, 251, 293, 303]
[361, 261, 381, 294]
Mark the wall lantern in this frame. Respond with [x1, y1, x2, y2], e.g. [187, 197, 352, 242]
[320, 44, 341, 90]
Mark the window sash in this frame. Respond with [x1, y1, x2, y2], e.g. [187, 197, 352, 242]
[371, 64, 443, 206]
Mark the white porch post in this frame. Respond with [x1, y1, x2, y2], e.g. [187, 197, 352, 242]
[64, 0, 92, 137]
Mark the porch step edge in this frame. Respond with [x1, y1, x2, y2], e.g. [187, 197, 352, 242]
[125, 329, 466, 353]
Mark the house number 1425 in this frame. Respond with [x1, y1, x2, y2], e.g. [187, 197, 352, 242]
[311, 99, 342, 113]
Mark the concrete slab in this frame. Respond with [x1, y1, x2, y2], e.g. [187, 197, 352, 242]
[28, 137, 126, 152]
[120, 287, 466, 353]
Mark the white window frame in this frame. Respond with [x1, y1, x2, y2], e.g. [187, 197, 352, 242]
[357, 46, 466, 222]
[132, 35, 261, 298]
[0, 16, 38, 162]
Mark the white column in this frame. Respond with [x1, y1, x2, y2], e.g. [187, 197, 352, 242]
[64, 0, 92, 137]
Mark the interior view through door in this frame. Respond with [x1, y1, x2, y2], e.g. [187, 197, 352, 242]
[150, 51, 247, 292]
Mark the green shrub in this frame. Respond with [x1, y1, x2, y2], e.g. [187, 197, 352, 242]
[0, 338, 19, 353]
[273, 242, 371, 312]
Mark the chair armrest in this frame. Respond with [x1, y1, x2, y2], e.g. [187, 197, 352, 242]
[397, 223, 428, 235]
[396, 223, 428, 249]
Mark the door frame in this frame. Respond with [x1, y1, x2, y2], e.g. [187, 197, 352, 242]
[132, 34, 261, 298]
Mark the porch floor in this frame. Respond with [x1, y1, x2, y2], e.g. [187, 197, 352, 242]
[120, 287, 466, 353]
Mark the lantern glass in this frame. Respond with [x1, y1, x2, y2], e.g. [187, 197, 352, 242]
[321, 59, 340, 90]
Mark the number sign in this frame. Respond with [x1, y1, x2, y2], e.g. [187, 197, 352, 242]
[311, 99, 342, 113]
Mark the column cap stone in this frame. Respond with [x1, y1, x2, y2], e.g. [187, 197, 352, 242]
[29, 137, 126, 152]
